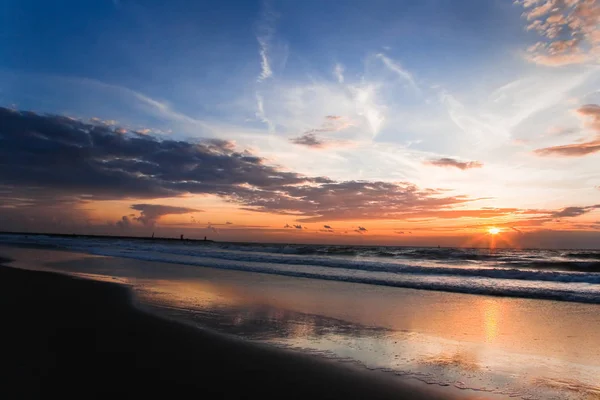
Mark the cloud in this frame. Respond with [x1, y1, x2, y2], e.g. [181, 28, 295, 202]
[333, 63, 344, 83]
[0, 108, 316, 201]
[255, 93, 275, 132]
[130, 204, 200, 227]
[425, 158, 483, 170]
[552, 205, 600, 218]
[519, 0, 600, 65]
[305, 115, 353, 134]
[577, 104, 600, 130]
[289, 115, 354, 148]
[256, 3, 278, 82]
[320, 224, 334, 233]
[534, 138, 600, 156]
[0, 107, 490, 224]
[290, 133, 326, 148]
[354, 226, 367, 234]
[376, 53, 419, 92]
[116, 215, 131, 230]
[293, 224, 305, 229]
[534, 104, 600, 156]
[206, 224, 219, 234]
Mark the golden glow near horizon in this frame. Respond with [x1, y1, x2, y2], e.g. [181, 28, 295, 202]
[488, 227, 500, 235]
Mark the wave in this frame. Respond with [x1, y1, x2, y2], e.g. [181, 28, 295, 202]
[562, 252, 600, 260]
[80, 247, 600, 304]
[121, 244, 600, 284]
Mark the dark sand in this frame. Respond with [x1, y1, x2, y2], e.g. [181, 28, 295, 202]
[0, 263, 462, 400]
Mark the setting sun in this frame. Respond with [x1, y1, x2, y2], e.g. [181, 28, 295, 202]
[488, 227, 501, 235]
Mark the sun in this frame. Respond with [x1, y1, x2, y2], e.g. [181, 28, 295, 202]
[488, 227, 501, 235]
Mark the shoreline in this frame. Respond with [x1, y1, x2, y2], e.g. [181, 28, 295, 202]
[0, 261, 470, 399]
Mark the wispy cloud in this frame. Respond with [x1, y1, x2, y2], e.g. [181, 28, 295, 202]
[256, 2, 278, 82]
[376, 53, 419, 92]
[334, 63, 344, 83]
[534, 104, 600, 156]
[289, 115, 354, 148]
[534, 138, 600, 156]
[425, 158, 483, 170]
[255, 93, 275, 132]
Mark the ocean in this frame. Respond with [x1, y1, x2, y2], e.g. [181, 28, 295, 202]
[1, 233, 599, 304]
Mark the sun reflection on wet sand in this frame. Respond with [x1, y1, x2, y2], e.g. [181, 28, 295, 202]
[482, 299, 501, 344]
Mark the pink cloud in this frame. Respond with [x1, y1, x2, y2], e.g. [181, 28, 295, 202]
[519, 0, 600, 66]
[535, 104, 600, 156]
[425, 158, 483, 170]
[534, 138, 600, 156]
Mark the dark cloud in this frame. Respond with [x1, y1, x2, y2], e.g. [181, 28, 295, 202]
[0, 108, 315, 202]
[116, 215, 131, 230]
[354, 226, 368, 234]
[552, 205, 600, 219]
[0, 108, 493, 225]
[206, 224, 219, 234]
[290, 133, 325, 148]
[289, 115, 353, 148]
[320, 224, 334, 233]
[130, 204, 200, 227]
[425, 158, 483, 170]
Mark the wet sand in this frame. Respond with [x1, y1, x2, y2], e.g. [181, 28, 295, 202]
[0, 261, 465, 399]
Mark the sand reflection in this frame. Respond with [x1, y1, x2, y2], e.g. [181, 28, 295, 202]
[482, 299, 501, 343]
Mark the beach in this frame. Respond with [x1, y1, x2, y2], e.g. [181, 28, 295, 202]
[0, 250, 477, 400]
[1, 243, 599, 399]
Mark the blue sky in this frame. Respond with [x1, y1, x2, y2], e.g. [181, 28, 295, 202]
[1, 0, 600, 246]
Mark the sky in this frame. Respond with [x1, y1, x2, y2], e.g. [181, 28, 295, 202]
[1, 0, 600, 248]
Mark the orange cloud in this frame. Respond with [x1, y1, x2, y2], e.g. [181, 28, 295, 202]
[535, 104, 600, 156]
[577, 104, 600, 130]
[534, 138, 600, 156]
[519, 0, 600, 66]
